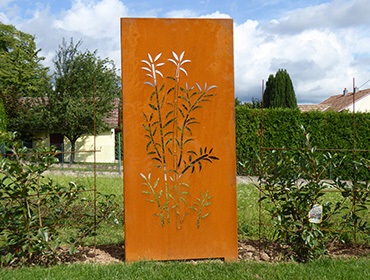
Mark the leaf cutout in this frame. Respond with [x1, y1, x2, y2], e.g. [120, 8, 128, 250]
[148, 53, 153, 63]
[179, 51, 185, 61]
[163, 118, 176, 128]
[209, 156, 219, 160]
[184, 138, 194, 144]
[201, 213, 210, 219]
[154, 53, 162, 62]
[180, 68, 188, 76]
[156, 70, 163, 78]
[149, 104, 157, 111]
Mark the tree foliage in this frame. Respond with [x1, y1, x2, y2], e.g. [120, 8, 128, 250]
[235, 97, 262, 109]
[50, 38, 121, 162]
[0, 23, 51, 134]
[263, 69, 297, 109]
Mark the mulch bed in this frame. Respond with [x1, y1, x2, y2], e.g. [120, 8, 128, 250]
[59, 240, 370, 264]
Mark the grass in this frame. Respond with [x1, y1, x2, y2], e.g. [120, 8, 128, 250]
[54, 175, 260, 244]
[48, 174, 125, 246]
[48, 174, 124, 201]
[49, 162, 122, 173]
[1, 258, 370, 279]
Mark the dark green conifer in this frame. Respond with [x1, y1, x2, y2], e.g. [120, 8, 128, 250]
[263, 69, 297, 109]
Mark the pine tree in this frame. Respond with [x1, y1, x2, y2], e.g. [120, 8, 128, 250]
[263, 74, 275, 108]
[263, 69, 297, 109]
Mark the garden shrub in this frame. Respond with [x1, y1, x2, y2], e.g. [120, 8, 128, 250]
[244, 127, 370, 262]
[0, 131, 119, 267]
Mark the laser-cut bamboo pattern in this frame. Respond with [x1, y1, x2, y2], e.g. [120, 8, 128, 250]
[140, 51, 219, 229]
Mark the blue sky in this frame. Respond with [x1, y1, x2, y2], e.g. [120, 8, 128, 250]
[1, 0, 370, 103]
[2, 0, 330, 23]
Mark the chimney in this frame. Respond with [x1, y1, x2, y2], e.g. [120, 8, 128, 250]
[343, 88, 348, 95]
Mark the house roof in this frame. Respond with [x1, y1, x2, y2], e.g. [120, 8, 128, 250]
[319, 88, 370, 112]
[21, 97, 121, 129]
[298, 104, 330, 112]
[104, 98, 121, 129]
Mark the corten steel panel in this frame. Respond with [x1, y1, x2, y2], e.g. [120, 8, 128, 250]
[121, 18, 237, 261]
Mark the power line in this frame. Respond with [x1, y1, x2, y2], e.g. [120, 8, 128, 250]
[358, 78, 370, 90]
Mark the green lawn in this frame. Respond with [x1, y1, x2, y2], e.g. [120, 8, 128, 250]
[1, 258, 370, 280]
[48, 174, 125, 246]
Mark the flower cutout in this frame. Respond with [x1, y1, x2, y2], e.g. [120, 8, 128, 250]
[141, 53, 164, 87]
[168, 51, 191, 80]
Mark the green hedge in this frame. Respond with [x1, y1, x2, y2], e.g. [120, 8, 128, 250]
[0, 97, 6, 132]
[0, 98, 6, 156]
[236, 107, 370, 178]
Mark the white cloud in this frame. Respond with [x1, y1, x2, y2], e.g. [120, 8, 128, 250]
[200, 11, 231, 19]
[54, 0, 129, 39]
[164, 9, 230, 19]
[264, 0, 370, 34]
[164, 9, 197, 18]
[13, 0, 129, 74]
[233, 24, 362, 102]
[0, 12, 8, 23]
[0, 0, 20, 23]
[0, 0, 14, 9]
[232, 0, 370, 103]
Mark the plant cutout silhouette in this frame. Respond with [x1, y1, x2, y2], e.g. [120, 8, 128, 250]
[140, 51, 219, 229]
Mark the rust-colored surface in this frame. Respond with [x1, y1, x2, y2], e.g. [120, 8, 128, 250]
[121, 18, 237, 261]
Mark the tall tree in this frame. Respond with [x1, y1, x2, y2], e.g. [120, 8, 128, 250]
[262, 74, 275, 108]
[0, 23, 51, 134]
[263, 69, 297, 109]
[51, 39, 121, 163]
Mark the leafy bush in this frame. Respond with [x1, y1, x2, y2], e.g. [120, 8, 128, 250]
[0, 132, 119, 267]
[339, 157, 370, 243]
[241, 127, 370, 262]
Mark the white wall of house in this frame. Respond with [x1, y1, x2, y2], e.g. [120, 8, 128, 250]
[344, 95, 370, 112]
[33, 132, 50, 147]
[64, 129, 116, 163]
[33, 130, 117, 163]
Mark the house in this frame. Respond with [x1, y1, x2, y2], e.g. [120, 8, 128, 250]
[298, 104, 330, 112]
[32, 98, 121, 164]
[299, 88, 370, 113]
[319, 88, 370, 112]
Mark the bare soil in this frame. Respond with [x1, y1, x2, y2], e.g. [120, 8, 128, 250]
[60, 241, 370, 265]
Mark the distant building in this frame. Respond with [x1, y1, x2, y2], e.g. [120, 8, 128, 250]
[298, 104, 330, 112]
[299, 88, 370, 113]
[319, 88, 370, 112]
[32, 98, 121, 163]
